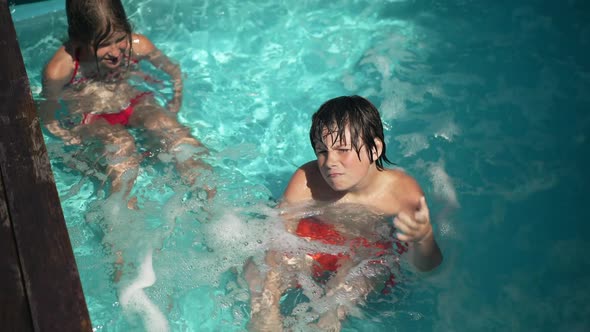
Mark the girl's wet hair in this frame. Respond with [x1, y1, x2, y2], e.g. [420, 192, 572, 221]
[310, 95, 393, 170]
[66, 0, 133, 70]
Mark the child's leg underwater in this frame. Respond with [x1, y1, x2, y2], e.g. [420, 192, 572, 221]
[74, 123, 143, 281]
[103, 130, 141, 203]
[313, 260, 392, 331]
[76, 122, 142, 207]
[244, 252, 303, 332]
[130, 104, 212, 189]
[246, 264, 285, 332]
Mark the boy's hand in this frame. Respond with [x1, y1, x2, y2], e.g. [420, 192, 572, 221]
[393, 196, 433, 243]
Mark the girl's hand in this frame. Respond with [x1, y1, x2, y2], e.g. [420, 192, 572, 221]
[64, 135, 82, 146]
[393, 196, 433, 243]
[167, 95, 182, 113]
[167, 81, 183, 113]
[134, 35, 184, 113]
[45, 121, 81, 145]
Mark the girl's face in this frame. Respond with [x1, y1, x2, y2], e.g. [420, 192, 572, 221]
[314, 125, 375, 192]
[94, 32, 129, 69]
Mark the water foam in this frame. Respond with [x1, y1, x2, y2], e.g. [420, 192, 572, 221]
[429, 162, 459, 208]
[119, 250, 170, 332]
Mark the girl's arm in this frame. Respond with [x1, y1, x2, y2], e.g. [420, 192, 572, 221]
[131, 34, 183, 113]
[40, 48, 79, 144]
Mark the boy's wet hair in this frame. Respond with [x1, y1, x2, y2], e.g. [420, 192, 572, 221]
[310, 95, 393, 170]
[66, 0, 133, 70]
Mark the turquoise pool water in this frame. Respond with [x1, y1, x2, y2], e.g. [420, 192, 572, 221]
[13, 0, 590, 331]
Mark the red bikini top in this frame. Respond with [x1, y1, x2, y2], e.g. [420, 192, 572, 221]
[68, 49, 82, 85]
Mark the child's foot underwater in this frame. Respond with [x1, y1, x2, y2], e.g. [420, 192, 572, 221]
[315, 308, 344, 332]
[127, 196, 138, 210]
[172, 143, 216, 199]
[243, 257, 264, 297]
[114, 250, 124, 283]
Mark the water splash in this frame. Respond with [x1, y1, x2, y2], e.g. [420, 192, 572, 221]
[119, 250, 170, 332]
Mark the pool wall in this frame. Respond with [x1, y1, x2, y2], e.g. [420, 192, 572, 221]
[1, 1, 91, 330]
[10, 0, 63, 22]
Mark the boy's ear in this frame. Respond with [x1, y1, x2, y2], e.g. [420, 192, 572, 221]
[373, 138, 383, 159]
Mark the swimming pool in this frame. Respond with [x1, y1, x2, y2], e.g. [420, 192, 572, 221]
[13, 0, 590, 331]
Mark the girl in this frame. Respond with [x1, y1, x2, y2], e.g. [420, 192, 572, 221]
[41, 0, 209, 207]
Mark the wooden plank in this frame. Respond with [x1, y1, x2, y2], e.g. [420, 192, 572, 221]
[0, 1, 92, 331]
[0, 173, 33, 331]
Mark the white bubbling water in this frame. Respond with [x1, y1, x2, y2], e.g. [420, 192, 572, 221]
[429, 161, 459, 208]
[119, 250, 170, 332]
[246, 203, 403, 329]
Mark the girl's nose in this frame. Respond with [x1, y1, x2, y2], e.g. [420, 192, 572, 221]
[110, 40, 127, 55]
[109, 45, 121, 57]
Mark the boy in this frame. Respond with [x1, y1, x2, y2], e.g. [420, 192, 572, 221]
[248, 95, 442, 331]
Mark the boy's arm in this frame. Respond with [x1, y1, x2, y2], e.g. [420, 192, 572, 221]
[279, 164, 314, 232]
[402, 198, 443, 272]
[132, 34, 183, 113]
[393, 177, 443, 272]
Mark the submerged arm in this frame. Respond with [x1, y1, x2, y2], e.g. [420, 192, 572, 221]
[132, 34, 183, 113]
[40, 51, 79, 144]
[409, 227, 442, 272]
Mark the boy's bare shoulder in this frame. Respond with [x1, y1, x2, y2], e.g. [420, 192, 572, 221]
[43, 45, 74, 82]
[282, 161, 335, 205]
[282, 161, 317, 203]
[385, 168, 424, 206]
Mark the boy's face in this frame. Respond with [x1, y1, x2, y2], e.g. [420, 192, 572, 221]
[94, 32, 129, 69]
[314, 125, 374, 192]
